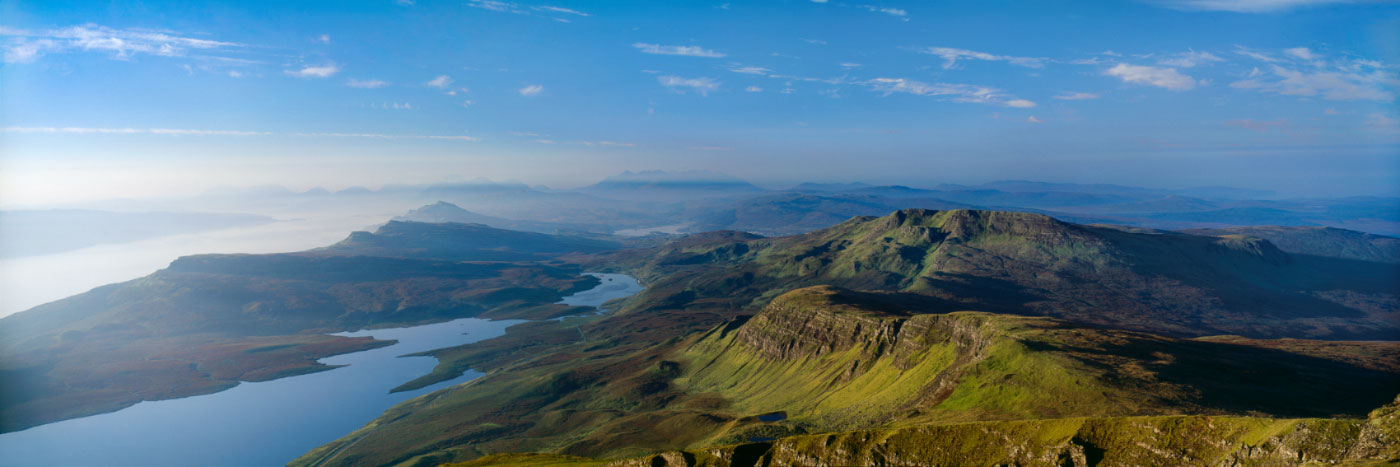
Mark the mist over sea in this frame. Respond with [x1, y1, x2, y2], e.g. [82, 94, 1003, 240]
[0, 213, 390, 318]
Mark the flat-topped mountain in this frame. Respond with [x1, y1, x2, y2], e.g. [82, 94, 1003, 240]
[320, 220, 620, 261]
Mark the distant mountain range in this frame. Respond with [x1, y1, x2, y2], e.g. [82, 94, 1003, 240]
[72, 171, 1395, 238]
[393, 201, 614, 235]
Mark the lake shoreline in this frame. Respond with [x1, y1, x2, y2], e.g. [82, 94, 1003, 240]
[0, 273, 644, 467]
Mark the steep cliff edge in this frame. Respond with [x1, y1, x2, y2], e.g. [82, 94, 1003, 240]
[602, 403, 1400, 467]
[679, 286, 1400, 436]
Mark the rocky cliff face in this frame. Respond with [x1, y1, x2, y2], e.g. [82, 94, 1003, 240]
[681, 285, 1400, 435]
[731, 286, 994, 375]
[608, 411, 1399, 467]
[681, 286, 1008, 430]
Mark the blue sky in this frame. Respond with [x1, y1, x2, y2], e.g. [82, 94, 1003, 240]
[2, 0, 1398, 206]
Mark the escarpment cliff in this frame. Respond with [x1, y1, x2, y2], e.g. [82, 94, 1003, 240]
[682, 286, 1013, 430]
[606, 403, 1400, 467]
[680, 286, 1400, 433]
[730, 286, 994, 372]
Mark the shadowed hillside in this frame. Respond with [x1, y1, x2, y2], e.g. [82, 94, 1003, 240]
[612, 209, 1399, 340]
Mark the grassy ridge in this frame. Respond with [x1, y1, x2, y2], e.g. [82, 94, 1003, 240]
[603, 413, 1392, 467]
[297, 282, 1399, 466]
[680, 286, 1400, 432]
[457, 395, 1400, 466]
[295, 210, 1399, 465]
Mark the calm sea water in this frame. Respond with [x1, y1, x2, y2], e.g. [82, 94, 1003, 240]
[0, 273, 641, 467]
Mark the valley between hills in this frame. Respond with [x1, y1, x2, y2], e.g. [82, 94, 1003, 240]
[2, 207, 1398, 466]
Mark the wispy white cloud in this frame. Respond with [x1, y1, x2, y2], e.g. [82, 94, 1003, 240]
[922, 47, 1044, 69]
[426, 75, 453, 88]
[532, 5, 589, 16]
[1149, 0, 1358, 13]
[367, 102, 414, 110]
[5, 126, 480, 141]
[633, 43, 726, 58]
[285, 64, 340, 78]
[1054, 92, 1101, 100]
[840, 62, 862, 69]
[865, 78, 1036, 107]
[1226, 118, 1288, 132]
[1156, 50, 1224, 68]
[574, 140, 636, 147]
[316, 34, 331, 44]
[730, 65, 770, 75]
[294, 132, 477, 140]
[1230, 63, 1396, 101]
[1284, 47, 1319, 61]
[4, 126, 268, 136]
[1365, 113, 1399, 134]
[745, 86, 763, 92]
[346, 78, 388, 88]
[1026, 116, 1043, 123]
[862, 5, 909, 19]
[2, 24, 243, 63]
[467, 1, 586, 21]
[1234, 45, 1282, 63]
[764, 71, 847, 85]
[659, 75, 720, 95]
[519, 84, 544, 96]
[468, 0, 521, 12]
[1104, 63, 1197, 91]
